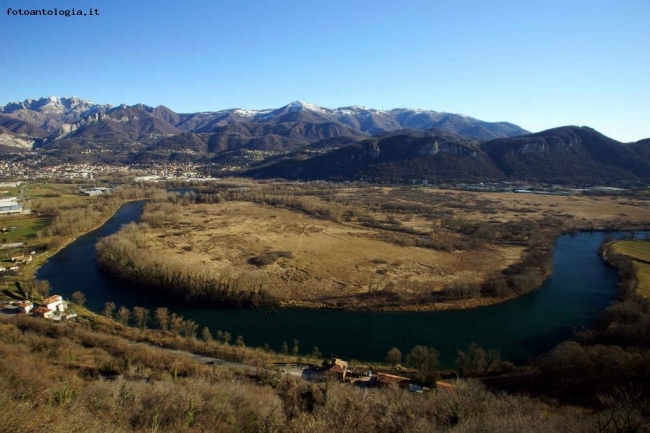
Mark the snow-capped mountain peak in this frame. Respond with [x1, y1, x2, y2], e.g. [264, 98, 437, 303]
[285, 101, 326, 113]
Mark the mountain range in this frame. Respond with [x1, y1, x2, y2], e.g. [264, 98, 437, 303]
[1, 96, 649, 184]
[0, 97, 526, 151]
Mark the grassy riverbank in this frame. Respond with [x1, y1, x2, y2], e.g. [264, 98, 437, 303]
[610, 239, 650, 297]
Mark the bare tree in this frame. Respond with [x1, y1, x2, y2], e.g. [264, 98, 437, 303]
[406, 346, 439, 387]
[201, 327, 213, 347]
[27, 280, 50, 298]
[221, 331, 232, 345]
[456, 342, 487, 377]
[595, 388, 649, 433]
[70, 291, 86, 308]
[485, 349, 502, 373]
[170, 313, 184, 336]
[103, 302, 115, 319]
[182, 319, 198, 339]
[385, 347, 402, 368]
[132, 306, 150, 330]
[116, 306, 130, 326]
[235, 335, 245, 347]
[154, 307, 170, 331]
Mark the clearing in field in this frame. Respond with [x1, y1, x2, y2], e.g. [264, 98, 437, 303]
[611, 240, 650, 297]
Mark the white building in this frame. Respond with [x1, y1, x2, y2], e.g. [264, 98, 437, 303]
[33, 306, 54, 318]
[18, 301, 33, 314]
[0, 197, 18, 206]
[42, 295, 65, 312]
[0, 197, 22, 215]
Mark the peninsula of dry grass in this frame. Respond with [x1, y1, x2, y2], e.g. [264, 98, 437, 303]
[96, 181, 650, 310]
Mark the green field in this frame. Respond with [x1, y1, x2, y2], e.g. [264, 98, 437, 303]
[0, 216, 51, 242]
[25, 183, 70, 198]
[611, 240, 650, 297]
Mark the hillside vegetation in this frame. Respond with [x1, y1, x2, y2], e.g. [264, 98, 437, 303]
[0, 315, 633, 433]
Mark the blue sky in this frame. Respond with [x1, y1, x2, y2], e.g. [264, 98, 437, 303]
[1, 0, 648, 141]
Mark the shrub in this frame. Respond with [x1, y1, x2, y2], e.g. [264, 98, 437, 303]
[248, 251, 294, 267]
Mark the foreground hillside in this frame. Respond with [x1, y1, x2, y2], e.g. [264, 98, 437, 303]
[0, 315, 619, 433]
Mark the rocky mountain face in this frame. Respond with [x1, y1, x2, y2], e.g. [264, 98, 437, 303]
[0, 113, 48, 151]
[0, 97, 110, 152]
[1, 96, 111, 132]
[481, 126, 650, 183]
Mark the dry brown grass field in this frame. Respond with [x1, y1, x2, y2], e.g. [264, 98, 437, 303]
[437, 190, 649, 225]
[143, 201, 523, 309]
[129, 182, 649, 310]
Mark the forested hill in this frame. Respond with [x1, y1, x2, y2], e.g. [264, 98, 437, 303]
[246, 127, 650, 184]
[480, 126, 650, 183]
[245, 131, 503, 182]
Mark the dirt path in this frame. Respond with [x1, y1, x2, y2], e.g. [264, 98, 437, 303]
[127, 340, 255, 372]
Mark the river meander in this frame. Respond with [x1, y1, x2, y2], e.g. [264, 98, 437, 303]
[36, 200, 645, 364]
